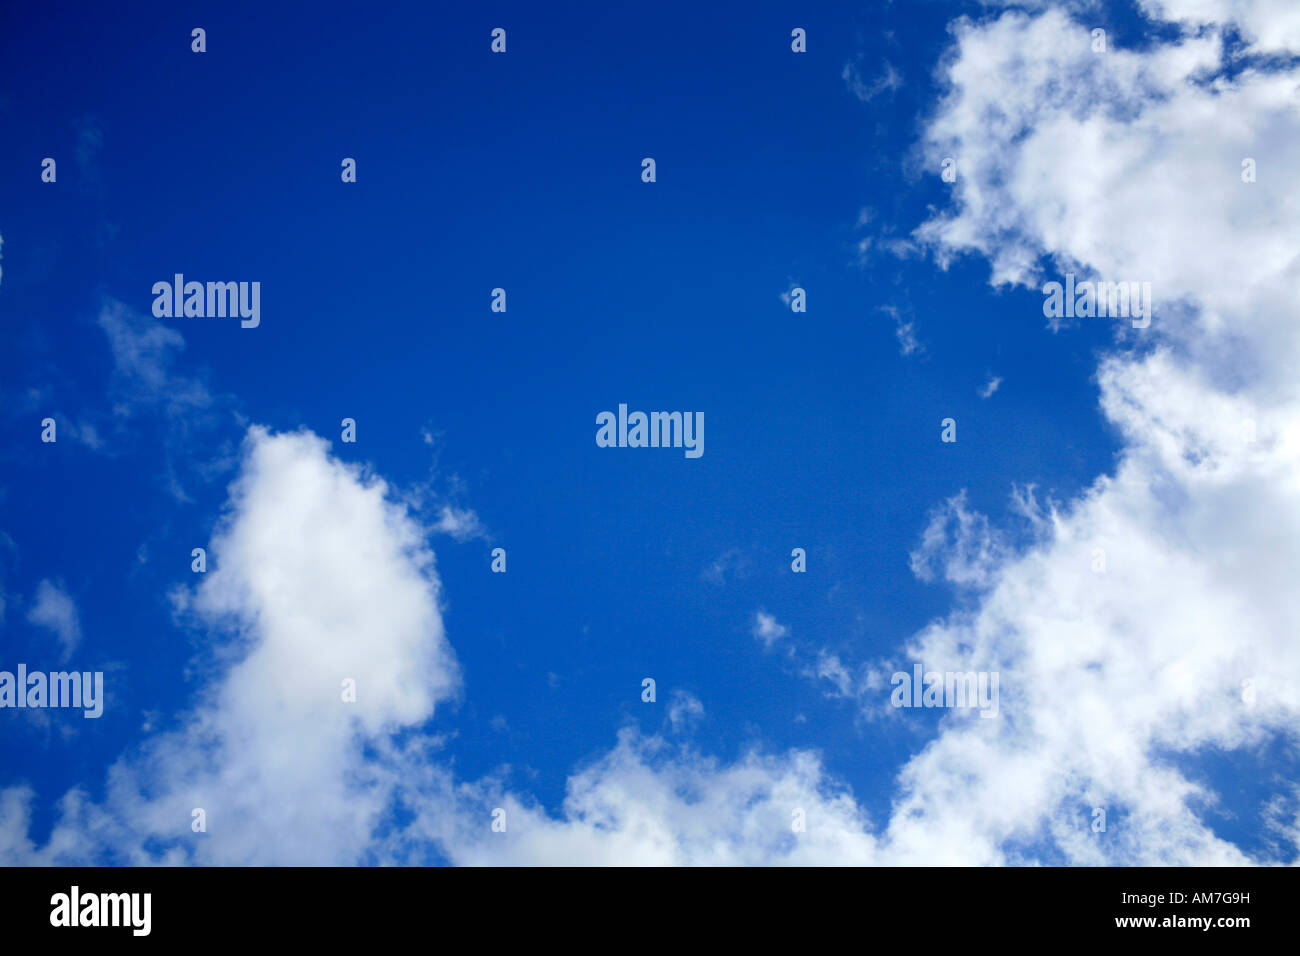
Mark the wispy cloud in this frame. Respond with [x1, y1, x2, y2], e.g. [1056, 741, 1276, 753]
[701, 547, 751, 585]
[98, 301, 213, 420]
[26, 579, 81, 661]
[843, 59, 903, 102]
[667, 690, 704, 732]
[880, 305, 923, 357]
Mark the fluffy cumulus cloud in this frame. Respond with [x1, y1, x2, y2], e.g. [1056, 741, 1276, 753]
[0, 425, 881, 866]
[889, 0, 1300, 863]
[440, 0, 1300, 866]
[393, 729, 879, 866]
[1140, 0, 1300, 53]
[1, 427, 460, 864]
[5, 0, 1298, 867]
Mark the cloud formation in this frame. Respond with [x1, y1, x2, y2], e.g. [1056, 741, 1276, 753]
[2, 426, 460, 864]
[25, 580, 82, 662]
[886, 0, 1300, 863]
[752, 610, 790, 649]
[5, 0, 1299, 868]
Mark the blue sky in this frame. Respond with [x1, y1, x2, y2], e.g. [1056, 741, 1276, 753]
[2, 0, 1298, 865]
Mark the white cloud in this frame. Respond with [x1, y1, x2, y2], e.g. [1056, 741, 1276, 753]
[1139, 0, 1300, 54]
[880, 306, 923, 357]
[752, 611, 790, 649]
[403, 728, 880, 866]
[667, 691, 704, 732]
[2, 426, 460, 864]
[807, 651, 855, 698]
[98, 301, 213, 420]
[979, 375, 1002, 399]
[882, 0, 1300, 864]
[432, 505, 485, 542]
[843, 60, 903, 102]
[908, 490, 1009, 588]
[896, 321, 921, 356]
[26, 580, 81, 661]
[8, 0, 1300, 868]
[91, 300, 239, 501]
